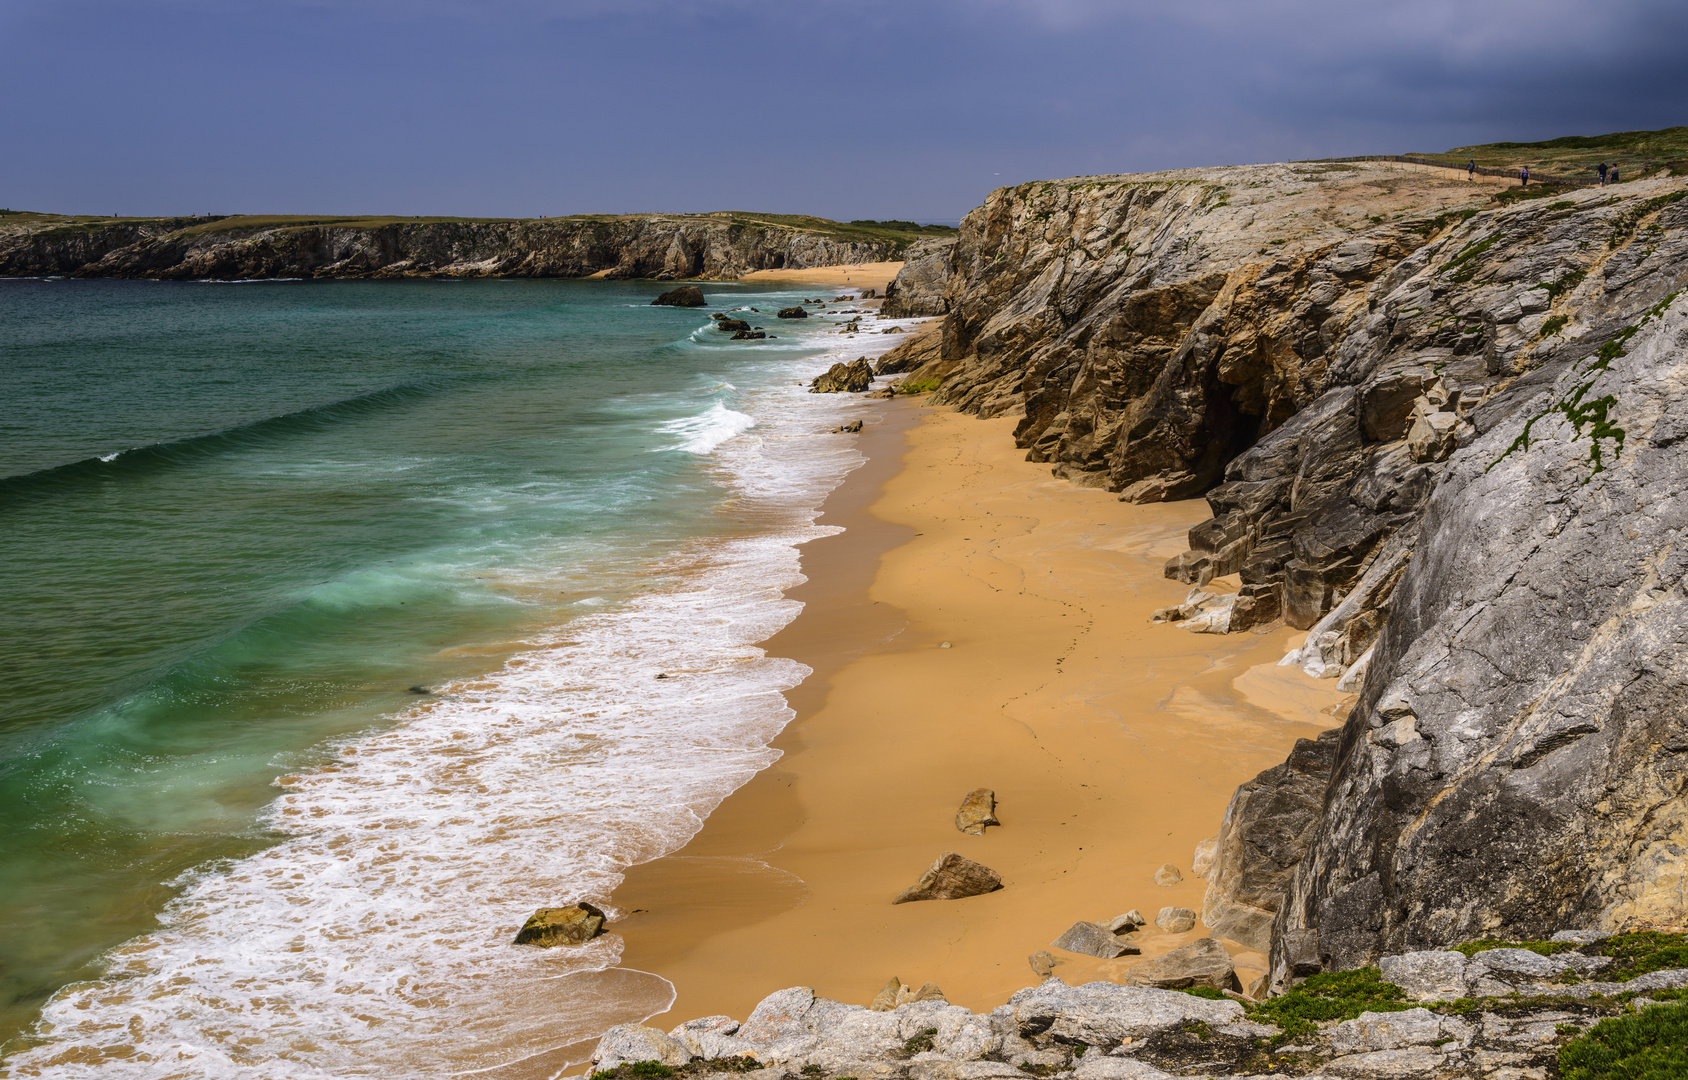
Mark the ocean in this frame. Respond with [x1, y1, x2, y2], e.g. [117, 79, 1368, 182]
[0, 277, 911, 1077]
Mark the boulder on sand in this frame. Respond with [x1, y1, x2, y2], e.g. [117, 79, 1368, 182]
[652, 286, 706, 307]
[1119, 937, 1241, 993]
[955, 788, 1000, 835]
[1051, 920, 1140, 959]
[777, 306, 809, 319]
[512, 902, 606, 946]
[1028, 950, 1066, 978]
[892, 852, 1002, 903]
[1153, 864, 1183, 887]
[1155, 906, 1196, 933]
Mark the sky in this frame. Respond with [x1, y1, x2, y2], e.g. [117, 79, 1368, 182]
[2, 0, 1685, 222]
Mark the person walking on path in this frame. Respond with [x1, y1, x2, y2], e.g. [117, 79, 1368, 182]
[1610, 166, 1621, 185]
[1599, 162, 1609, 185]
[1467, 158, 1476, 180]
[1521, 165, 1530, 187]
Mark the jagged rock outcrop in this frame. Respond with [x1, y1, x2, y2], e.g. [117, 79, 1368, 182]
[0, 212, 906, 280]
[1202, 730, 1341, 951]
[810, 359, 874, 394]
[917, 165, 1688, 654]
[883, 236, 955, 318]
[1267, 289, 1688, 984]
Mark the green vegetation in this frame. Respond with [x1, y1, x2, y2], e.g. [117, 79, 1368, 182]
[1493, 185, 1571, 207]
[591, 1062, 676, 1080]
[894, 377, 944, 395]
[902, 1027, 939, 1055]
[1541, 315, 1569, 338]
[1176, 986, 1230, 1000]
[1451, 939, 1579, 958]
[1443, 233, 1499, 282]
[1558, 1000, 1688, 1080]
[1596, 932, 1688, 981]
[846, 219, 958, 236]
[1245, 968, 1413, 1041]
[1413, 125, 1688, 182]
[1607, 191, 1688, 248]
[1533, 268, 1587, 300]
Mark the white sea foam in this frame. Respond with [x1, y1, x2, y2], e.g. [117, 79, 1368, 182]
[4, 294, 913, 1080]
[657, 401, 757, 454]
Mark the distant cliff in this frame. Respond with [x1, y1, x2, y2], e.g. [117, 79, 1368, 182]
[887, 160, 1688, 980]
[0, 211, 917, 280]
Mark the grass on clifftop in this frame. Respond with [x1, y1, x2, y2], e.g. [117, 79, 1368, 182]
[1412, 125, 1688, 182]
[1246, 968, 1414, 1041]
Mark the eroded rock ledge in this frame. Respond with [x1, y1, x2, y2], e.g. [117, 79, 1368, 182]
[591, 932, 1688, 1080]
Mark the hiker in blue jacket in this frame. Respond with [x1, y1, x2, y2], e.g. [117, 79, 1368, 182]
[1521, 165, 1530, 187]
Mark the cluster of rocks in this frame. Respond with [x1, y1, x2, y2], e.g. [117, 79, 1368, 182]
[593, 928, 1688, 1080]
[712, 312, 770, 340]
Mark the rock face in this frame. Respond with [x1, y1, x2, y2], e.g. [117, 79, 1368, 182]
[899, 159, 1688, 978]
[1201, 729, 1341, 951]
[883, 237, 955, 318]
[914, 165, 1688, 663]
[893, 852, 1003, 903]
[511, 902, 606, 947]
[810, 358, 874, 394]
[0, 212, 906, 280]
[652, 285, 706, 306]
[954, 788, 1000, 835]
[1269, 289, 1688, 984]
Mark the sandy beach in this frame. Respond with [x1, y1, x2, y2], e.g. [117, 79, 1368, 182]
[739, 261, 906, 292]
[612, 397, 1347, 1032]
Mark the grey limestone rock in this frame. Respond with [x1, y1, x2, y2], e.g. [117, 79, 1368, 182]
[883, 237, 955, 319]
[1066, 1058, 1176, 1080]
[1377, 951, 1469, 1002]
[1005, 978, 1242, 1047]
[1328, 1008, 1446, 1054]
[1324, 1048, 1449, 1077]
[668, 1016, 743, 1060]
[593, 1024, 694, 1070]
[1272, 291, 1688, 980]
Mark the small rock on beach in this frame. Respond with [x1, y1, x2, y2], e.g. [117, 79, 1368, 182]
[1154, 906, 1196, 933]
[1153, 864, 1182, 886]
[954, 787, 1000, 835]
[512, 901, 606, 947]
[892, 852, 1002, 903]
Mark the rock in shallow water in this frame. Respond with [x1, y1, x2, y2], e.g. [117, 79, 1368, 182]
[511, 901, 605, 946]
[651, 285, 706, 307]
[893, 852, 1003, 903]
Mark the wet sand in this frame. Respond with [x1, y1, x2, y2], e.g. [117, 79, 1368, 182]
[612, 399, 1346, 1031]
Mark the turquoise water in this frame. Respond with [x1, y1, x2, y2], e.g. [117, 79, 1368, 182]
[0, 278, 905, 1076]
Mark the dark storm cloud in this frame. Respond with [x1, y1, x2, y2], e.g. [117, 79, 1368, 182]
[1, 0, 1682, 220]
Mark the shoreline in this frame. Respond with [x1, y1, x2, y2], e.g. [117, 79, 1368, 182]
[609, 397, 1347, 1038]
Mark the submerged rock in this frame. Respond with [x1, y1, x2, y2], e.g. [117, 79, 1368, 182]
[717, 317, 751, 333]
[893, 852, 1003, 903]
[954, 788, 1000, 835]
[511, 902, 605, 947]
[652, 285, 706, 307]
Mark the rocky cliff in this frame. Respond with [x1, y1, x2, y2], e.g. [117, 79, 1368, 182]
[884, 161, 1688, 982]
[0, 211, 910, 280]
